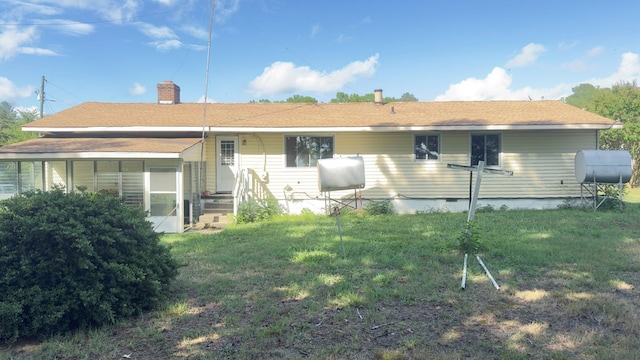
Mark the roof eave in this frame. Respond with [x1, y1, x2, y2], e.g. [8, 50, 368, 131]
[0, 152, 187, 160]
[23, 123, 620, 134]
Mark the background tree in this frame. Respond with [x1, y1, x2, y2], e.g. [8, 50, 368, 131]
[284, 94, 318, 103]
[330, 92, 374, 103]
[330, 91, 418, 103]
[566, 81, 640, 185]
[399, 92, 419, 102]
[565, 83, 599, 111]
[0, 101, 38, 146]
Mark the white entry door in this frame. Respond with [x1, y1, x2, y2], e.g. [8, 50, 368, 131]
[216, 136, 238, 193]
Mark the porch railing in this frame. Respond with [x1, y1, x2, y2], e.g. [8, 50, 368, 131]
[232, 168, 274, 216]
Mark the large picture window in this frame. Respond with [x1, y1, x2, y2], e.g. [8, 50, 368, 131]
[285, 136, 334, 167]
[414, 134, 440, 160]
[471, 134, 501, 166]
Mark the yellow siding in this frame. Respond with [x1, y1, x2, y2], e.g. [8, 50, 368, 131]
[209, 130, 597, 200]
[204, 137, 215, 193]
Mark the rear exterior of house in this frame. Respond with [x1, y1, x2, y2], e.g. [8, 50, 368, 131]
[0, 81, 620, 232]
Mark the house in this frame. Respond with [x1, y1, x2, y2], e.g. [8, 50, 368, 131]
[0, 81, 621, 232]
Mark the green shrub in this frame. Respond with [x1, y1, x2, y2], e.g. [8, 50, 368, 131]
[364, 199, 396, 215]
[457, 221, 487, 254]
[0, 188, 179, 342]
[236, 197, 282, 223]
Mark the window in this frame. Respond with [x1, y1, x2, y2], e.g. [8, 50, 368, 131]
[471, 134, 501, 166]
[285, 136, 334, 167]
[414, 134, 440, 160]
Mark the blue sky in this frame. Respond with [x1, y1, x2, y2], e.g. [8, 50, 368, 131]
[1, 0, 640, 115]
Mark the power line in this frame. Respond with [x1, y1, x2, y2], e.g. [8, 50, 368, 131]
[45, 79, 86, 103]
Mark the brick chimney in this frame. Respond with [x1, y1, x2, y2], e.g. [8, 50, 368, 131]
[157, 80, 181, 104]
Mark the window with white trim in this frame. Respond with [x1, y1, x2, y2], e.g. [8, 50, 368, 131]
[285, 136, 334, 167]
[414, 134, 440, 160]
[471, 133, 501, 166]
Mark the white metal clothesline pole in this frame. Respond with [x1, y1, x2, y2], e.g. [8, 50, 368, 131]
[461, 253, 468, 289]
[477, 255, 500, 290]
[448, 161, 511, 290]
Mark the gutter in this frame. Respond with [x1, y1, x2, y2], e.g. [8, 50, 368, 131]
[24, 123, 620, 134]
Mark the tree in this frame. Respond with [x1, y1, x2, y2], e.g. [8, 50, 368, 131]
[284, 94, 318, 103]
[330, 91, 418, 103]
[399, 92, 418, 102]
[565, 83, 599, 111]
[0, 101, 38, 146]
[566, 81, 640, 185]
[330, 92, 374, 103]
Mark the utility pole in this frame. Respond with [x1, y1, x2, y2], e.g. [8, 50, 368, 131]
[39, 75, 45, 118]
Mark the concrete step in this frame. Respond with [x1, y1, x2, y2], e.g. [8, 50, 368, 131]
[195, 212, 230, 231]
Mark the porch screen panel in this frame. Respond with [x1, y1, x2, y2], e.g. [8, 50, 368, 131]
[0, 162, 17, 199]
[20, 161, 44, 192]
[97, 161, 119, 195]
[150, 168, 176, 217]
[46, 161, 67, 190]
[73, 161, 94, 192]
[122, 161, 143, 207]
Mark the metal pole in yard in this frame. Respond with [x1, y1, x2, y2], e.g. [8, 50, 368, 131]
[476, 255, 500, 290]
[461, 253, 468, 289]
[333, 207, 346, 258]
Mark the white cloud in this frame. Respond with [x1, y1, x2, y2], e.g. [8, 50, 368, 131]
[589, 52, 640, 87]
[215, 0, 240, 24]
[310, 24, 320, 38]
[435, 52, 640, 102]
[0, 77, 36, 102]
[129, 82, 146, 96]
[435, 67, 515, 101]
[42, 19, 94, 36]
[0, 25, 38, 61]
[434, 67, 571, 101]
[136, 22, 183, 51]
[137, 22, 178, 40]
[150, 39, 182, 51]
[335, 34, 350, 43]
[197, 95, 217, 103]
[18, 47, 59, 56]
[506, 43, 546, 68]
[181, 25, 209, 40]
[247, 54, 379, 97]
[586, 46, 604, 58]
[20, 0, 142, 24]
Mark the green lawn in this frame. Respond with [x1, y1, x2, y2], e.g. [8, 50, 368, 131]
[3, 204, 640, 359]
[626, 185, 640, 203]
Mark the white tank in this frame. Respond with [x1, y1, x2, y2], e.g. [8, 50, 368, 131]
[574, 150, 632, 184]
[317, 156, 365, 192]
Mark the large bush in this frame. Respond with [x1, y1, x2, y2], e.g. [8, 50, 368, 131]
[0, 188, 179, 342]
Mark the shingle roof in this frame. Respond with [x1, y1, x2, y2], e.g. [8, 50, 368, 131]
[23, 100, 618, 131]
[0, 137, 201, 155]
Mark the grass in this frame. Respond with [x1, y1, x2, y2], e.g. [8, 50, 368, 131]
[2, 199, 640, 359]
